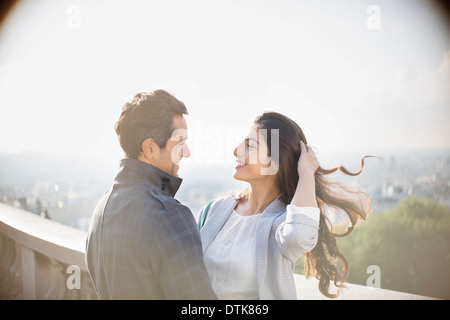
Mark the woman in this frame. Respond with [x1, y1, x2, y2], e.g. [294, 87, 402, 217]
[198, 111, 371, 299]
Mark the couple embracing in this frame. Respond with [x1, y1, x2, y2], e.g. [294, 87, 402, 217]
[85, 90, 371, 300]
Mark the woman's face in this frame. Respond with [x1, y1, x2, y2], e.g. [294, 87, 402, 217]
[233, 124, 278, 182]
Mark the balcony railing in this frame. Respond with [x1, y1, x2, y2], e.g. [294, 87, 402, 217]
[0, 203, 435, 300]
[0, 203, 96, 299]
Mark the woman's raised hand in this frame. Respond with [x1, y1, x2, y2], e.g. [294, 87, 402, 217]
[297, 141, 319, 177]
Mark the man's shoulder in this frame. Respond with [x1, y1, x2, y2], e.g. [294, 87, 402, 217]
[147, 189, 199, 245]
[106, 183, 184, 209]
[149, 188, 191, 215]
[94, 186, 192, 237]
[94, 183, 193, 231]
[118, 186, 193, 225]
[92, 186, 176, 230]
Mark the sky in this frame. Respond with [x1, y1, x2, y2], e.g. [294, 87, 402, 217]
[0, 0, 449, 168]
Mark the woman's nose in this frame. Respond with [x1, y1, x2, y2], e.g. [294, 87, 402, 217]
[234, 142, 245, 159]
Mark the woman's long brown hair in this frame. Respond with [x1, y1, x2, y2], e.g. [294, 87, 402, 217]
[238, 111, 373, 298]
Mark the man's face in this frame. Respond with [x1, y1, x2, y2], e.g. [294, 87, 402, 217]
[154, 114, 190, 177]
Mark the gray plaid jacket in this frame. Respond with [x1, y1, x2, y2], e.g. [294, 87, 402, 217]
[85, 158, 216, 299]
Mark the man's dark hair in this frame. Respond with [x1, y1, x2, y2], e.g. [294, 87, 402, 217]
[114, 90, 188, 159]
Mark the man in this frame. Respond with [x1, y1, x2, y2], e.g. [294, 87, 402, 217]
[85, 90, 216, 299]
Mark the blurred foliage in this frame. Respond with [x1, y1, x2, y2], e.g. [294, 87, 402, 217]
[295, 197, 450, 299]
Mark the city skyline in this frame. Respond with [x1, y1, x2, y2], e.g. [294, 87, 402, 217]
[1, 146, 449, 232]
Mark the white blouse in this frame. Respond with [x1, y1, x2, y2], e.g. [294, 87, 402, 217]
[202, 204, 320, 300]
[203, 210, 261, 300]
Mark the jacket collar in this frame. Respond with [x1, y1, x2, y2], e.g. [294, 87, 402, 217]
[200, 194, 286, 251]
[115, 158, 183, 197]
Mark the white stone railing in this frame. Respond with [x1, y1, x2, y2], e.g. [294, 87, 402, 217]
[0, 203, 96, 299]
[0, 203, 436, 300]
[293, 274, 435, 300]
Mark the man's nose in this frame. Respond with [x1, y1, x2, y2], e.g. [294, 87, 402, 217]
[183, 143, 190, 158]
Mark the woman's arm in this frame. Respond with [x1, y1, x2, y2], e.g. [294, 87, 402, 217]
[276, 141, 320, 261]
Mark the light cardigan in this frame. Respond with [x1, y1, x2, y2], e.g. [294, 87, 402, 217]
[198, 195, 320, 300]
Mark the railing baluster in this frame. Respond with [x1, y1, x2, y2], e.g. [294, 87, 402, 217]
[21, 246, 36, 299]
[0, 203, 98, 299]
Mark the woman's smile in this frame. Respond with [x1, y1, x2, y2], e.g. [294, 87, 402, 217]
[235, 159, 247, 169]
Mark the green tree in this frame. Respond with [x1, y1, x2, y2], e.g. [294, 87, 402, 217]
[336, 197, 450, 299]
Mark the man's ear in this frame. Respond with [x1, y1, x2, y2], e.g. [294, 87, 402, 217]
[139, 138, 160, 163]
